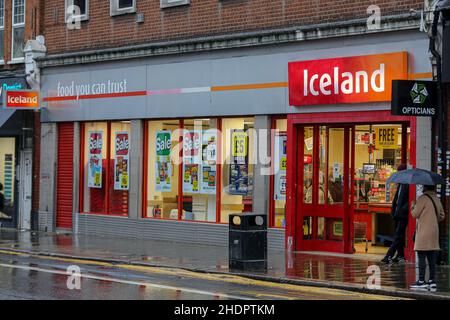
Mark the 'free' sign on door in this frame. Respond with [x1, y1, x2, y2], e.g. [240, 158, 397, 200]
[375, 126, 398, 149]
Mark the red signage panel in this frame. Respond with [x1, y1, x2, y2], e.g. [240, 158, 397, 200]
[4, 90, 40, 109]
[288, 52, 408, 106]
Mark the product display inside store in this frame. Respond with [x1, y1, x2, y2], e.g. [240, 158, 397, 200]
[0, 138, 15, 220]
[298, 123, 410, 254]
[144, 117, 255, 223]
[353, 124, 410, 254]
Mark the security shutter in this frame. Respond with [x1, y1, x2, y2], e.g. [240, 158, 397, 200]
[56, 123, 74, 229]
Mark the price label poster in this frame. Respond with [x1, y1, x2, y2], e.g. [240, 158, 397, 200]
[155, 131, 172, 192]
[183, 163, 200, 193]
[274, 132, 287, 200]
[88, 131, 103, 188]
[201, 130, 218, 194]
[229, 129, 250, 196]
[114, 132, 130, 191]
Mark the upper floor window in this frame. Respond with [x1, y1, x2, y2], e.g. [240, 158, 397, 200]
[65, 0, 89, 22]
[110, 0, 136, 16]
[0, 0, 4, 62]
[160, 0, 190, 9]
[12, 0, 25, 60]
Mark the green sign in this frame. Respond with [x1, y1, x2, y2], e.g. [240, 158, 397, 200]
[156, 131, 171, 156]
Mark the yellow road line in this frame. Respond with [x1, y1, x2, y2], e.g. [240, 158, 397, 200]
[0, 249, 405, 300]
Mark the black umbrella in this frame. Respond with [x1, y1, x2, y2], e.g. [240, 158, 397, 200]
[386, 168, 445, 186]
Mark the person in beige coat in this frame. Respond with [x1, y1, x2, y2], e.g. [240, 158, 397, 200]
[410, 185, 445, 290]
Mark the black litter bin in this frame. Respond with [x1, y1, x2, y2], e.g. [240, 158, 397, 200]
[229, 212, 267, 271]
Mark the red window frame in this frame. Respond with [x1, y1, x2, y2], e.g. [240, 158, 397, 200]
[285, 111, 417, 260]
[142, 118, 226, 224]
[141, 116, 260, 225]
[79, 121, 130, 217]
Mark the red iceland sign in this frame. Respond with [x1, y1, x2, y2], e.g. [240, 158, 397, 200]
[288, 52, 408, 106]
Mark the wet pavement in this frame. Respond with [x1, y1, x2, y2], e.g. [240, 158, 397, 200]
[0, 228, 449, 299]
[0, 251, 401, 300]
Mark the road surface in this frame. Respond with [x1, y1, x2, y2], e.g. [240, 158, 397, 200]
[0, 251, 404, 300]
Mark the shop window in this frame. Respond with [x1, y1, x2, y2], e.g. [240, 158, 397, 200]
[182, 119, 218, 222]
[11, 0, 25, 61]
[303, 217, 312, 240]
[82, 122, 108, 213]
[109, 122, 131, 215]
[145, 120, 181, 219]
[303, 127, 314, 204]
[318, 127, 344, 205]
[272, 118, 287, 228]
[220, 117, 254, 223]
[81, 121, 130, 215]
[0, 138, 15, 220]
[317, 218, 343, 241]
[354, 124, 407, 205]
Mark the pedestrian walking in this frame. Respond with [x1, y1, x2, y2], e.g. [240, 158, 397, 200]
[410, 185, 445, 290]
[381, 164, 409, 264]
[0, 183, 7, 218]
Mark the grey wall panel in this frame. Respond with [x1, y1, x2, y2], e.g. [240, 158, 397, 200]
[77, 213, 285, 250]
[41, 31, 431, 123]
[211, 89, 286, 117]
[148, 93, 212, 119]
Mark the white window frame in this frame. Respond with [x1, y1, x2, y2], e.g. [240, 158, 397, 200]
[160, 0, 190, 9]
[110, 0, 136, 16]
[11, 0, 26, 62]
[65, 0, 89, 23]
[0, 0, 5, 64]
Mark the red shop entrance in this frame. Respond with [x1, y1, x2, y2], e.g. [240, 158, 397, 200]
[286, 110, 417, 260]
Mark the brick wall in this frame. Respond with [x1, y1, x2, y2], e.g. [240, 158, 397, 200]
[0, 0, 42, 71]
[44, 0, 424, 55]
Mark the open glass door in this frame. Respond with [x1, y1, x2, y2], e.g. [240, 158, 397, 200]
[296, 125, 353, 253]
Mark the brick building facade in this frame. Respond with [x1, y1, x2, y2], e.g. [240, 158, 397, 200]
[43, 0, 424, 54]
[26, 1, 448, 263]
[0, 0, 43, 229]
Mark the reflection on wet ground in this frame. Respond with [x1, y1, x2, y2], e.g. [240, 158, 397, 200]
[0, 228, 449, 298]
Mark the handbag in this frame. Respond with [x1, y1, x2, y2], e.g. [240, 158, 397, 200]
[413, 194, 440, 243]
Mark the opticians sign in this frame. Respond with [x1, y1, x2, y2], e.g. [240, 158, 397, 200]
[391, 80, 438, 117]
[3, 90, 40, 109]
[288, 52, 408, 106]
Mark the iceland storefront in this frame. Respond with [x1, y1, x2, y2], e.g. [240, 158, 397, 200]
[38, 29, 433, 258]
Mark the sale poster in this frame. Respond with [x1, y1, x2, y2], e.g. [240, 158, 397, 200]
[229, 129, 249, 195]
[155, 131, 172, 192]
[201, 130, 217, 194]
[88, 131, 103, 189]
[114, 132, 130, 191]
[202, 130, 217, 164]
[183, 163, 200, 193]
[274, 133, 287, 200]
[183, 130, 202, 164]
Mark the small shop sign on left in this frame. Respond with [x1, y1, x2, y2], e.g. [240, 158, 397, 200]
[3, 90, 40, 110]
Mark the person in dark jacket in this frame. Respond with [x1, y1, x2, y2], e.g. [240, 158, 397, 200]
[381, 164, 409, 263]
[0, 183, 6, 218]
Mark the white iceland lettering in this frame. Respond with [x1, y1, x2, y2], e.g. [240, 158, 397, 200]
[303, 63, 385, 97]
